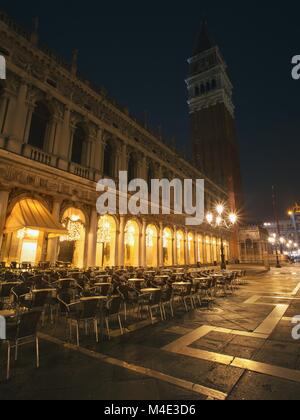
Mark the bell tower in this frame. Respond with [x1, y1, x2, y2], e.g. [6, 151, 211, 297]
[186, 21, 243, 212]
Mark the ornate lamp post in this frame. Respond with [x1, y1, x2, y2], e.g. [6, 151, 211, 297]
[268, 234, 282, 268]
[206, 204, 238, 270]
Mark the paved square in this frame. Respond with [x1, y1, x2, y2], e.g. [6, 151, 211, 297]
[1, 267, 300, 400]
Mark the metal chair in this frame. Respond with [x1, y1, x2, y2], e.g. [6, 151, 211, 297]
[104, 297, 124, 339]
[5, 310, 42, 380]
[68, 299, 99, 346]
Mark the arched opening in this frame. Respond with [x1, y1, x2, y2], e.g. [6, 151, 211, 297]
[146, 225, 158, 267]
[27, 101, 51, 150]
[128, 153, 137, 182]
[124, 220, 140, 267]
[103, 143, 115, 178]
[176, 230, 185, 266]
[58, 208, 86, 268]
[205, 236, 212, 264]
[71, 124, 87, 165]
[2, 198, 66, 267]
[96, 215, 116, 267]
[163, 227, 173, 266]
[188, 233, 195, 265]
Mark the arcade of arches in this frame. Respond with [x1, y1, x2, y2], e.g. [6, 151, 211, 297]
[0, 197, 230, 268]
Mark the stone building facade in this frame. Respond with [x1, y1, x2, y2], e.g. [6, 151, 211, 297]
[0, 12, 230, 269]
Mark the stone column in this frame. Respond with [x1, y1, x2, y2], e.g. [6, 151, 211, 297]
[158, 222, 164, 267]
[46, 199, 62, 264]
[140, 219, 147, 267]
[184, 230, 189, 265]
[87, 209, 98, 268]
[173, 226, 178, 266]
[23, 103, 35, 144]
[0, 93, 9, 135]
[118, 216, 125, 267]
[195, 234, 199, 264]
[11, 83, 28, 141]
[0, 190, 10, 253]
[94, 128, 105, 173]
[57, 106, 71, 159]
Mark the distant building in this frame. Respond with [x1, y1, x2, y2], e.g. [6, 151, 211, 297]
[239, 225, 272, 265]
[186, 21, 243, 260]
[186, 21, 243, 212]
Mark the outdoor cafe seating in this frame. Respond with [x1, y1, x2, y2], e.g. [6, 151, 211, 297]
[0, 264, 247, 380]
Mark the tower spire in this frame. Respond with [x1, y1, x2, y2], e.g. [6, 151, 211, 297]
[193, 19, 214, 55]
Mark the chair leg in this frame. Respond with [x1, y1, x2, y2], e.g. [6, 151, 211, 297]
[36, 336, 40, 368]
[105, 318, 111, 340]
[183, 298, 188, 312]
[15, 339, 18, 361]
[149, 307, 154, 324]
[7, 342, 11, 380]
[170, 301, 174, 318]
[160, 305, 164, 321]
[94, 319, 99, 343]
[124, 303, 127, 321]
[76, 322, 80, 347]
[118, 315, 124, 335]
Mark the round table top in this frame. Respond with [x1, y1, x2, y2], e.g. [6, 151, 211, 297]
[32, 289, 57, 293]
[0, 310, 16, 318]
[155, 275, 169, 279]
[128, 278, 144, 282]
[172, 282, 191, 286]
[80, 296, 108, 302]
[141, 288, 161, 294]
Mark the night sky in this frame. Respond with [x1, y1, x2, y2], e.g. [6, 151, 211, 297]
[2, 0, 300, 222]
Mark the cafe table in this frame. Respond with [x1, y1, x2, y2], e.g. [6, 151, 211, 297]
[140, 288, 160, 294]
[0, 310, 16, 318]
[172, 282, 191, 288]
[128, 279, 144, 282]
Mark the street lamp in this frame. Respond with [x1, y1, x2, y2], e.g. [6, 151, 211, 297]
[206, 203, 238, 270]
[268, 234, 282, 268]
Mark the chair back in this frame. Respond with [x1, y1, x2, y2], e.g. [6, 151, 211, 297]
[32, 291, 50, 308]
[106, 297, 122, 315]
[149, 290, 162, 305]
[80, 299, 99, 319]
[0, 283, 15, 299]
[17, 310, 42, 339]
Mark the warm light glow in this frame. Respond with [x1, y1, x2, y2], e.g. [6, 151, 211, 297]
[206, 213, 213, 224]
[229, 213, 238, 225]
[17, 229, 39, 240]
[163, 229, 171, 249]
[216, 216, 222, 226]
[268, 237, 275, 244]
[216, 204, 225, 216]
[70, 215, 80, 222]
[125, 224, 136, 247]
[146, 226, 156, 248]
[280, 237, 285, 244]
[177, 232, 183, 249]
[97, 216, 112, 244]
